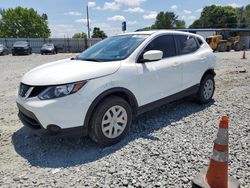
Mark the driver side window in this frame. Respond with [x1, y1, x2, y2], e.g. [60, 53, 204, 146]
[139, 35, 176, 61]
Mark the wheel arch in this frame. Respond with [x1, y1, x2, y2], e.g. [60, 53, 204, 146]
[83, 87, 139, 136]
[201, 69, 216, 82]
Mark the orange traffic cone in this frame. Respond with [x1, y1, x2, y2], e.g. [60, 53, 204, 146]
[192, 116, 240, 188]
[241, 50, 247, 59]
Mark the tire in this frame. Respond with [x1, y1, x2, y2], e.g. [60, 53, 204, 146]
[196, 74, 215, 104]
[89, 96, 132, 146]
[226, 45, 232, 52]
[233, 42, 242, 51]
[217, 42, 227, 52]
[12, 53, 15, 56]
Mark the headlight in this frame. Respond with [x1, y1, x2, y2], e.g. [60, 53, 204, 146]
[38, 81, 87, 100]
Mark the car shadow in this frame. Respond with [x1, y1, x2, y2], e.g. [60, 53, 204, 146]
[12, 98, 214, 168]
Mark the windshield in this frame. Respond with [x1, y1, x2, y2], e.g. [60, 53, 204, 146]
[14, 41, 28, 46]
[77, 34, 149, 62]
[42, 44, 53, 48]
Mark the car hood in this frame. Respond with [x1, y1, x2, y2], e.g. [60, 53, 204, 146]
[21, 59, 121, 86]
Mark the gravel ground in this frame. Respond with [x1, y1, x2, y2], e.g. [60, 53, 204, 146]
[0, 52, 249, 188]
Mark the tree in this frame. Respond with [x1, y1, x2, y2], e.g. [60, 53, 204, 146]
[151, 12, 185, 29]
[175, 20, 186, 29]
[189, 19, 202, 29]
[42, 13, 48, 22]
[91, 27, 107, 38]
[243, 4, 250, 28]
[0, 6, 50, 38]
[72, 32, 87, 39]
[189, 5, 238, 28]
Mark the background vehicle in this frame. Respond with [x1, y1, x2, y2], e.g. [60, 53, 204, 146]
[0, 44, 9, 55]
[16, 31, 216, 146]
[12, 41, 32, 55]
[40, 43, 58, 55]
[206, 30, 243, 52]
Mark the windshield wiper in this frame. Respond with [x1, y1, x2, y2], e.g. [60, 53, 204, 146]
[78, 58, 102, 62]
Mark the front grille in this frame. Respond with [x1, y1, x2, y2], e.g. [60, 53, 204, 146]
[14, 47, 25, 52]
[14, 47, 23, 49]
[19, 83, 48, 98]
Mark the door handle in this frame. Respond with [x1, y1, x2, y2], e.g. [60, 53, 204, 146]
[200, 57, 207, 61]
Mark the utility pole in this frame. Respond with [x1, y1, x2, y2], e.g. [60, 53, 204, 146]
[86, 5, 90, 39]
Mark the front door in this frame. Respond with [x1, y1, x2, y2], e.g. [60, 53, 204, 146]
[136, 34, 182, 106]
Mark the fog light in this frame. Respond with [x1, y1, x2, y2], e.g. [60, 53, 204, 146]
[47, 125, 61, 134]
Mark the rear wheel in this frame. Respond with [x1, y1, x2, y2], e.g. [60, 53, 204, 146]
[197, 74, 215, 104]
[226, 45, 232, 52]
[233, 42, 242, 51]
[89, 96, 132, 146]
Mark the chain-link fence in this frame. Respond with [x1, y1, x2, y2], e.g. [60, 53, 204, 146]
[0, 38, 102, 53]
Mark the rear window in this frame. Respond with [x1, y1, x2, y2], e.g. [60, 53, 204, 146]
[175, 35, 199, 55]
[206, 38, 212, 45]
[197, 37, 204, 46]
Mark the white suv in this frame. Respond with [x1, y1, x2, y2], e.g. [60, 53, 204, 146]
[16, 30, 216, 146]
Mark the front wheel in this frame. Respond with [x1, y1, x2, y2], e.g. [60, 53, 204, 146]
[196, 74, 215, 104]
[89, 96, 132, 146]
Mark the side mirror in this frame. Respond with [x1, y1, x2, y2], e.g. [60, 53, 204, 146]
[141, 50, 163, 63]
[71, 55, 79, 60]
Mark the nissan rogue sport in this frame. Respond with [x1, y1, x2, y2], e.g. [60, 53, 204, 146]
[16, 30, 216, 146]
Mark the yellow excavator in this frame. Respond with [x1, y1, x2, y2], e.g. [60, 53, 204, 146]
[206, 30, 243, 52]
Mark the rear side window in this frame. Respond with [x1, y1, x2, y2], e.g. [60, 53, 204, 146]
[143, 35, 176, 58]
[175, 35, 199, 55]
[197, 37, 204, 46]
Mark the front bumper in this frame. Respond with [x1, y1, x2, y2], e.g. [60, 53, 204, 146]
[12, 48, 29, 54]
[17, 103, 85, 137]
[16, 93, 91, 137]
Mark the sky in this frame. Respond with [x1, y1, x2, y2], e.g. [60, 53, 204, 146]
[0, 0, 249, 38]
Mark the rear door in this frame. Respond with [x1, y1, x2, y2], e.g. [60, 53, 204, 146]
[174, 34, 204, 90]
[136, 34, 182, 105]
